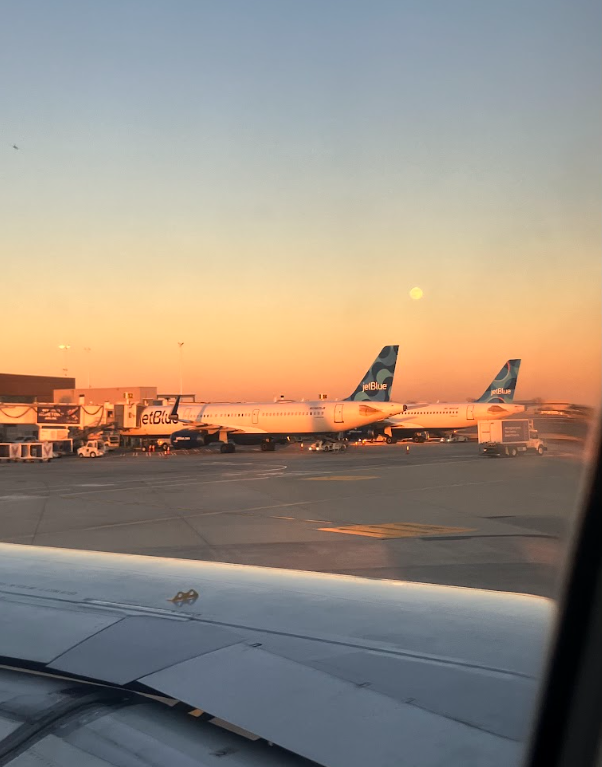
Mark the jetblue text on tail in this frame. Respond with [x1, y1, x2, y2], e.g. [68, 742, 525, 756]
[347, 345, 399, 402]
[476, 359, 522, 404]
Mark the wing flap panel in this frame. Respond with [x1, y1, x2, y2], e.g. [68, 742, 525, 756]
[50, 616, 244, 685]
[140, 643, 517, 767]
[0, 601, 122, 664]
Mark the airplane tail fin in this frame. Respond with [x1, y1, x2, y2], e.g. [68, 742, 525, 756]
[346, 345, 399, 402]
[169, 396, 182, 421]
[476, 359, 522, 403]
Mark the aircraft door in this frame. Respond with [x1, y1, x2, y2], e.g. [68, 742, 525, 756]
[334, 403, 344, 423]
[466, 404, 474, 420]
[252, 408, 259, 425]
[480, 420, 491, 441]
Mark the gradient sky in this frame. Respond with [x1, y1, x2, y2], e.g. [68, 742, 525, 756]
[1, 1, 600, 404]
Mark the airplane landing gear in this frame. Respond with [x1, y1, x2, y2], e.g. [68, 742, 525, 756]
[220, 442, 235, 454]
[260, 440, 276, 452]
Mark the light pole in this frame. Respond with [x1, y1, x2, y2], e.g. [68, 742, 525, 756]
[84, 347, 92, 388]
[58, 344, 71, 377]
[178, 342, 185, 395]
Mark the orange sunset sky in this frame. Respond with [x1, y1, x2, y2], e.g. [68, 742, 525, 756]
[1, 2, 600, 406]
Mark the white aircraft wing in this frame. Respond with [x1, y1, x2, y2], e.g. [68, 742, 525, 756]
[168, 398, 267, 434]
[381, 418, 427, 430]
[0, 543, 552, 767]
[176, 420, 268, 435]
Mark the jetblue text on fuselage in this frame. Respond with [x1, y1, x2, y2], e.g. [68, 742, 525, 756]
[141, 410, 179, 426]
[490, 388, 511, 395]
[363, 382, 388, 391]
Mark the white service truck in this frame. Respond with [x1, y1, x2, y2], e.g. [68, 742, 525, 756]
[308, 440, 347, 452]
[77, 440, 106, 458]
[479, 419, 547, 458]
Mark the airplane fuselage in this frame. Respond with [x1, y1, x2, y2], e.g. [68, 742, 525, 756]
[386, 401, 525, 432]
[128, 400, 402, 439]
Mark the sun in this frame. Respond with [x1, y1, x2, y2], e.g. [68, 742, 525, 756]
[409, 286, 423, 300]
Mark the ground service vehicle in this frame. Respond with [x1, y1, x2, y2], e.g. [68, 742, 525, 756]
[308, 439, 347, 452]
[442, 433, 470, 443]
[103, 433, 120, 450]
[479, 419, 547, 458]
[77, 440, 107, 458]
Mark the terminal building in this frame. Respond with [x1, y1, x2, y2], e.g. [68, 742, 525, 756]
[53, 386, 158, 406]
[0, 373, 76, 403]
[0, 374, 160, 443]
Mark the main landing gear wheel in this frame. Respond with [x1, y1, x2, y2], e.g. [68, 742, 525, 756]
[220, 443, 235, 454]
[260, 441, 276, 452]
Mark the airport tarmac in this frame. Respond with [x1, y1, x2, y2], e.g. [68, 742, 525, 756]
[0, 441, 589, 598]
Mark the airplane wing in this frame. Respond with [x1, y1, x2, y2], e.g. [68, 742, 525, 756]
[0, 543, 552, 767]
[168, 397, 267, 435]
[174, 420, 268, 435]
[381, 418, 427, 430]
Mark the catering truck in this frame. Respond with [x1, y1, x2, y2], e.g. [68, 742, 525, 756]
[478, 419, 547, 458]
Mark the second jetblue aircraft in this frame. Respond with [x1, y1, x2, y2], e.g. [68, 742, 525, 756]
[350, 358, 524, 441]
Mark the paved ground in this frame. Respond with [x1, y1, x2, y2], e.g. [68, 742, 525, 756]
[0, 439, 589, 598]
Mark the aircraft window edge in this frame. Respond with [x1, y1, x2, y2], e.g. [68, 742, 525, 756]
[526, 420, 602, 767]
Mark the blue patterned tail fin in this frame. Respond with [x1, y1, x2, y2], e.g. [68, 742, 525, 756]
[346, 345, 399, 402]
[476, 359, 522, 403]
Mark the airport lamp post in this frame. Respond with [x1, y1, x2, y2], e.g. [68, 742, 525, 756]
[58, 344, 71, 377]
[178, 342, 184, 395]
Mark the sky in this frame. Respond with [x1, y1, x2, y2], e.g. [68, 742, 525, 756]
[1, 0, 600, 405]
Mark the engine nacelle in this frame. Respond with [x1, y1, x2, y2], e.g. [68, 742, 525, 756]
[170, 429, 206, 449]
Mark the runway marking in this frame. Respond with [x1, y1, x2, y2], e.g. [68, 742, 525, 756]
[0, 475, 503, 504]
[403, 479, 506, 493]
[270, 516, 334, 525]
[0, 457, 487, 498]
[284, 458, 486, 478]
[3, 500, 316, 540]
[14, 474, 288, 498]
[0, 467, 290, 498]
[0, 472, 506, 503]
[319, 523, 476, 539]
[0, 495, 42, 501]
[301, 475, 379, 482]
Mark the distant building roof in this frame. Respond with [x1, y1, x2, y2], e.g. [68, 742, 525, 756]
[53, 386, 158, 406]
[0, 373, 76, 403]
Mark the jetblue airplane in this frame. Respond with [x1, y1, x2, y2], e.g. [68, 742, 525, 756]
[350, 359, 524, 442]
[129, 346, 401, 452]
